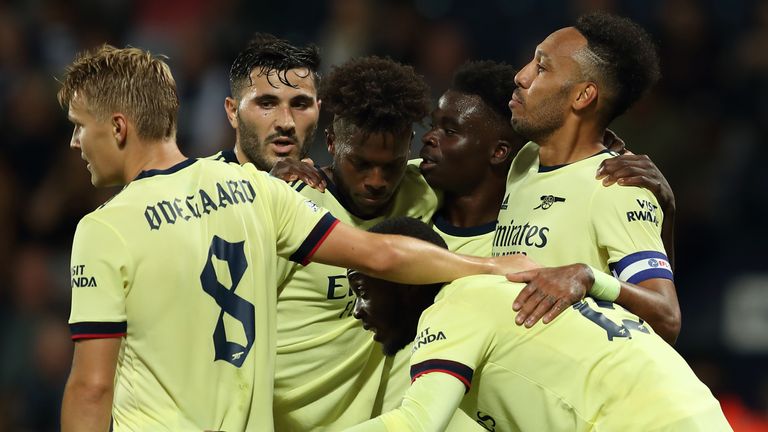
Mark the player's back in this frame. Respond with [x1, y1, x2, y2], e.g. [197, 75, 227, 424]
[70, 159, 282, 431]
[425, 275, 730, 432]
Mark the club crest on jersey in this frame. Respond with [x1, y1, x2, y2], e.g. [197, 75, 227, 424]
[304, 199, 320, 212]
[533, 195, 566, 210]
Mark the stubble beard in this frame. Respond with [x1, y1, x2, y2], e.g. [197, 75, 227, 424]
[511, 86, 571, 144]
[237, 113, 317, 171]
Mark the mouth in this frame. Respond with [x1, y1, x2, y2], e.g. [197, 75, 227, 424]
[358, 195, 388, 207]
[419, 157, 438, 172]
[269, 139, 297, 156]
[419, 151, 439, 171]
[509, 91, 524, 109]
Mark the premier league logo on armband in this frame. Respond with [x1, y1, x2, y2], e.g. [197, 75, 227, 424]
[304, 199, 320, 212]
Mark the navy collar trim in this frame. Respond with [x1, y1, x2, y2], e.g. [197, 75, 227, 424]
[219, 149, 238, 164]
[134, 158, 197, 181]
[432, 213, 497, 237]
[538, 149, 614, 173]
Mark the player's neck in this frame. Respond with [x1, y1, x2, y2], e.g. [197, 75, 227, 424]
[124, 138, 186, 182]
[440, 172, 505, 228]
[536, 120, 606, 167]
[233, 143, 251, 166]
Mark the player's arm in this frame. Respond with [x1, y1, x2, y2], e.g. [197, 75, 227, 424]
[312, 221, 537, 285]
[263, 168, 536, 285]
[344, 373, 465, 432]
[63, 216, 129, 430]
[507, 185, 680, 344]
[61, 338, 121, 432]
[508, 264, 680, 343]
[596, 153, 676, 268]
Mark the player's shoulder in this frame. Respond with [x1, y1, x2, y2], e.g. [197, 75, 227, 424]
[591, 168, 660, 207]
[508, 141, 540, 179]
[389, 164, 438, 214]
[204, 149, 239, 164]
[400, 163, 431, 191]
[437, 275, 521, 307]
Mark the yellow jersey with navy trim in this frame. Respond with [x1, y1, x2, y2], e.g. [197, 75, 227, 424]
[68, 158, 337, 431]
[205, 148, 239, 164]
[400, 274, 730, 432]
[430, 213, 495, 257]
[273, 164, 438, 431]
[492, 142, 673, 284]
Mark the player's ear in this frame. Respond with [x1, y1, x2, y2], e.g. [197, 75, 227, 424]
[573, 82, 598, 111]
[111, 114, 128, 149]
[491, 140, 512, 166]
[224, 97, 238, 128]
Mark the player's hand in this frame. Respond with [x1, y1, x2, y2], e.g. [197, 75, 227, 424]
[595, 153, 675, 212]
[603, 128, 627, 154]
[269, 158, 326, 191]
[507, 264, 593, 327]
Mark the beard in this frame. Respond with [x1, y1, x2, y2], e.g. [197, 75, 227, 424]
[511, 85, 571, 143]
[237, 112, 317, 171]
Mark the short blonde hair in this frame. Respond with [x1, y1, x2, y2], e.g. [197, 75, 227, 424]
[57, 44, 179, 140]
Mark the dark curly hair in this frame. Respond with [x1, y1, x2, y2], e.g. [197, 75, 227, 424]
[229, 33, 321, 97]
[574, 12, 661, 124]
[452, 60, 518, 122]
[320, 56, 430, 136]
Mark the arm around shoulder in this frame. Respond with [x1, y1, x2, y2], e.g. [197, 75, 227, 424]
[311, 221, 537, 285]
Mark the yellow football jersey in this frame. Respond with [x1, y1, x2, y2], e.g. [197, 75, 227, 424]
[69, 159, 336, 431]
[274, 164, 439, 430]
[351, 275, 730, 431]
[493, 143, 673, 284]
[430, 213, 495, 257]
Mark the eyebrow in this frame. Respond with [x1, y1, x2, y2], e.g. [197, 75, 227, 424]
[254, 94, 279, 102]
[291, 94, 315, 103]
[535, 49, 551, 61]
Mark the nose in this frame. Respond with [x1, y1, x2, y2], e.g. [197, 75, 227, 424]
[514, 62, 532, 89]
[352, 298, 364, 320]
[275, 105, 296, 133]
[70, 134, 80, 150]
[421, 129, 437, 146]
[364, 168, 387, 195]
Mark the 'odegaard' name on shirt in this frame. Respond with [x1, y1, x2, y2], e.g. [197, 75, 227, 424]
[143, 179, 256, 231]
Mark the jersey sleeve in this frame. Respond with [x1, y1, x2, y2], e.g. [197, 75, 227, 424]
[343, 373, 466, 432]
[409, 295, 494, 393]
[68, 215, 131, 340]
[254, 168, 339, 265]
[590, 184, 673, 284]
